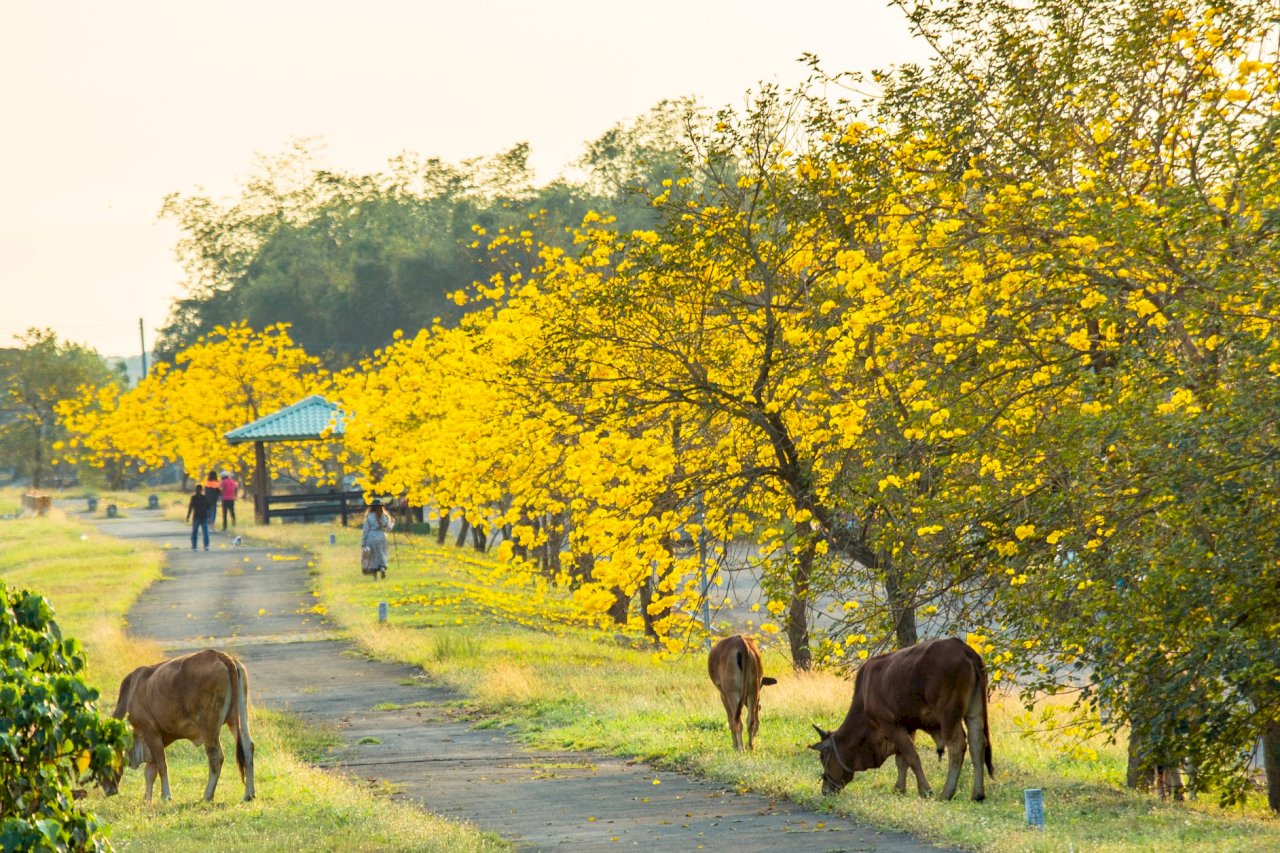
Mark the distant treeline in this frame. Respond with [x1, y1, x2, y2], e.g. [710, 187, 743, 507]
[156, 101, 697, 365]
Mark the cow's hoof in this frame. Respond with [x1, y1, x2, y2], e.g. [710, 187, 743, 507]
[972, 793, 986, 803]
[893, 786, 906, 796]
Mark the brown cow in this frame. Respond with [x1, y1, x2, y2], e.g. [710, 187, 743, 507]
[108, 648, 255, 802]
[810, 637, 992, 801]
[708, 634, 778, 751]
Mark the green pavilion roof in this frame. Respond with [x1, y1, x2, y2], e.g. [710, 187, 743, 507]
[223, 395, 347, 444]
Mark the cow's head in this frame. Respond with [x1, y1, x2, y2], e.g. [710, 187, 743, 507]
[99, 720, 152, 796]
[99, 768, 120, 797]
[810, 724, 854, 794]
[810, 720, 889, 795]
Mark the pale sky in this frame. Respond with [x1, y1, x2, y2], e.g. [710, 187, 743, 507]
[0, 1, 925, 358]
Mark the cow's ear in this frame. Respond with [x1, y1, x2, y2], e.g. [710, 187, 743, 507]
[812, 724, 831, 740]
[761, 676, 778, 686]
[808, 740, 825, 751]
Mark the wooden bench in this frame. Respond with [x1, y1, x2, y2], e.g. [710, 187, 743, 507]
[262, 491, 365, 525]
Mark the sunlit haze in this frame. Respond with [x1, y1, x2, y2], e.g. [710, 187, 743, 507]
[0, 0, 925, 358]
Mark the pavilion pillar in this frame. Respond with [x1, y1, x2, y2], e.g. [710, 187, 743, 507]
[254, 440, 270, 524]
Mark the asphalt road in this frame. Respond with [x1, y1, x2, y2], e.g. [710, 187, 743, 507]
[91, 508, 952, 852]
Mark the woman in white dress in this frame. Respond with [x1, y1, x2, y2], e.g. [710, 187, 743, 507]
[360, 499, 395, 579]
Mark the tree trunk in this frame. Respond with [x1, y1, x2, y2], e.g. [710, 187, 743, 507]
[436, 512, 450, 545]
[607, 588, 631, 625]
[572, 551, 594, 587]
[454, 519, 471, 548]
[787, 538, 816, 670]
[472, 524, 487, 552]
[576, 546, 629, 625]
[882, 559, 918, 648]
[1264, 720, 1280, 814]
[531, 516, 544, 569]
[544, 512, 564, 575]
[1126, 728, 1156, 790]
[639, 577, 659, 640]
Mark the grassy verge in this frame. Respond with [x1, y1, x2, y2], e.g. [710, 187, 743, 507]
[0, 492, 505, 852]
[244, 517, 1280, 852]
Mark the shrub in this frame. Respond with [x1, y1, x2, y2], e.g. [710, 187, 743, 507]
[0, 583, 129, 852]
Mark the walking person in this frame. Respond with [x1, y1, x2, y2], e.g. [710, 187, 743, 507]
[203, 470, 220, 527]
[360, 499, 395, 580]
[186, 485, 211, 551]
[219, 471, 238, 530]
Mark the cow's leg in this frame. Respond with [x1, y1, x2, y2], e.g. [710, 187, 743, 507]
[144, 762, 158, 802]
[745, 693, 760, 751]
[965, 695, 987, 802]
[148, 736, 172, 802]
[894, 753, 909, 794]
[940, 725, 968, 801]
[203, 739, 224, 801]
[888, 730, 932, 797]
[720, 692, 744, 751]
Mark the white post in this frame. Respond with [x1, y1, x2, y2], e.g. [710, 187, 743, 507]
[1024, 788, 1044, 828]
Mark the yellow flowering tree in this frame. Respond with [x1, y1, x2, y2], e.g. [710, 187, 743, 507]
[63, 324, 337, 489]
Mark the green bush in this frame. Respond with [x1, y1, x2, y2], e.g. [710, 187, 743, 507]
[0, 583, 129, 852]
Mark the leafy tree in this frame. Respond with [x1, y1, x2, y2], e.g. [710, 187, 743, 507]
[0, 583, 128, 851]
[575, 98, 703, 231]
[871, 0, 1280, 807]
[0, 331, 119, 489]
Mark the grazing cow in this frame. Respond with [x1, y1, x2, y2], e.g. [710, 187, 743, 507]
[708, 634, 778, 751]
[108, 649, 255, 802]
[810, 637, 992, 801]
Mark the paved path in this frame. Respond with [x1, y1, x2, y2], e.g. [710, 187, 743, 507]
[92, 509, 950, 852]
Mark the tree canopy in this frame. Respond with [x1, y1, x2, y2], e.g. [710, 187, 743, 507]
[0, 330, 120, 489]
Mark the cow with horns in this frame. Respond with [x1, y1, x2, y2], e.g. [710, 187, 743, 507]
[811, 637, 993, 801]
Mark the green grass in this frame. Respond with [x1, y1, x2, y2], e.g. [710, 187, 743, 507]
[0, 491, 506, 852]
[245, 516, 1280, 852]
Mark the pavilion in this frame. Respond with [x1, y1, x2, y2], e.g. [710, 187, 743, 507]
[224, 395, 354, 523]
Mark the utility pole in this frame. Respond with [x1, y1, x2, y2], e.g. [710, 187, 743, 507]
[138, 318, 147, 381]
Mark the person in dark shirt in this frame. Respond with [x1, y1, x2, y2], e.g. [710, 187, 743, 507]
[186, 485, 211, 551]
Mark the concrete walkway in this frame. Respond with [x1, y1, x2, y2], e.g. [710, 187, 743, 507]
[92, 509, 952, 852]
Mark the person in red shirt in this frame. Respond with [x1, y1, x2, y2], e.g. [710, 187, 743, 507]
[219, 472, 238, 530]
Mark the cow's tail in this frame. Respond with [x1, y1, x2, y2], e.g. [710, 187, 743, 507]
[975, 653, 994, 777]
[231, 658, 255, 796]
[735, 647, 751, 720]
